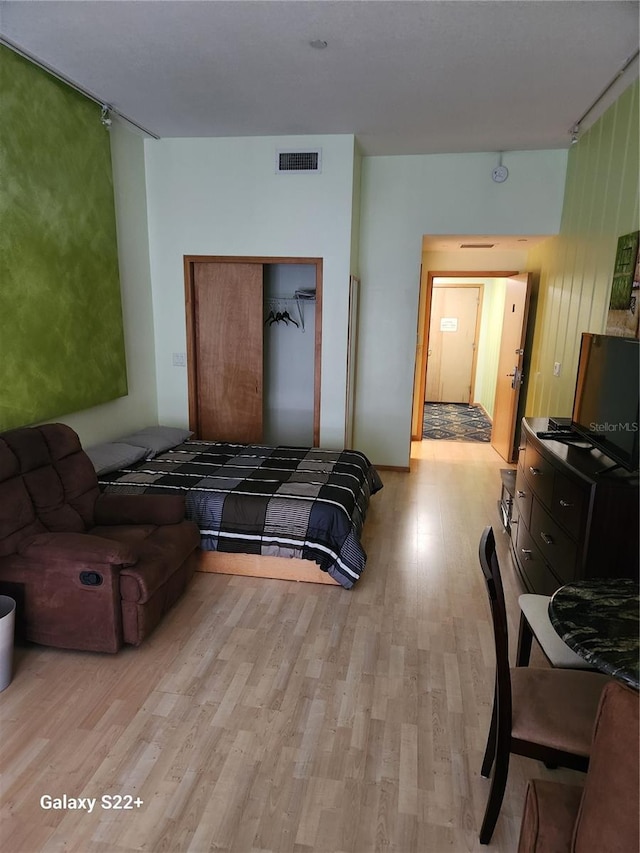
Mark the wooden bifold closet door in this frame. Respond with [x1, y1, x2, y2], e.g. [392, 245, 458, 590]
[190, 261, 264, 442]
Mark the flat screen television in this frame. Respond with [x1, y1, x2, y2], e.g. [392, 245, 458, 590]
[571, 333, 639, 472]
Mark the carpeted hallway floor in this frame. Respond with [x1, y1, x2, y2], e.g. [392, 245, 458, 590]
[422, 402, 492, 442]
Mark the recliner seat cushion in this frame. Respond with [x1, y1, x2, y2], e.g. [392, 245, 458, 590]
[91, 521, 200, 604]
[517, 779, 583, 853]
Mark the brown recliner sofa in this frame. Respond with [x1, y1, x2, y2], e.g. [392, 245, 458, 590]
[0, 423, 200, 653]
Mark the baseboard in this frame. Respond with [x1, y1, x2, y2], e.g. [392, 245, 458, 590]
[375, 464, 410, 472]
[473, 402, 493, 423]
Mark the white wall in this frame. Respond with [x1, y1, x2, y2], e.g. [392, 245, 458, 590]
[57, 121, 158, 447]
[473, 278, 507, 417]
[355, 150, 568, 467]
[144, 134, 356, 448]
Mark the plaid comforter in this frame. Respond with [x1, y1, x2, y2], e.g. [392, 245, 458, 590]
[98, 440, 383, 588]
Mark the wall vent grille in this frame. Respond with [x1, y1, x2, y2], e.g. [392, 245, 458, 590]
[276, 149, 321, 173]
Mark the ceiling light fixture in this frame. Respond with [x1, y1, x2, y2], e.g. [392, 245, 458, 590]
[309, 39, 328, 49]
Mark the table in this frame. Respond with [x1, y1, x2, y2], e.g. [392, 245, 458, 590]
[549, 578, 639, 690]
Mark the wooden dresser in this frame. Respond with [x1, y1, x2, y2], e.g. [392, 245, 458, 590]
[510, 418, 639, 595]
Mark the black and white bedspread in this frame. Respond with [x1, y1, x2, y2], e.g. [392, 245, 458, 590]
[98, 440, 383, 589]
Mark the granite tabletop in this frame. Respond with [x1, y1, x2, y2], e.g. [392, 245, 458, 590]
[549, 578, 639, 690]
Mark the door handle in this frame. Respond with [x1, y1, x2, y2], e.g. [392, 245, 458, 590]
[507, 365, 521, 389]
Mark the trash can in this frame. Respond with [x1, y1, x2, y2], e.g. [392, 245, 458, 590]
[0, 595, 16, 692]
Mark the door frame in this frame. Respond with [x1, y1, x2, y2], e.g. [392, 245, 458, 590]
[184, 255, 323, 445]
[411, 269, 519, 441]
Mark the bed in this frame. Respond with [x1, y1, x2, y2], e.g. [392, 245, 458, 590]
[95, 434, 382, 589]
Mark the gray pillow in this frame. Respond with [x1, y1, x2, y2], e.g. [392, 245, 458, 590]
[118, 425, 193, 459]
[85, 442, 148, 475]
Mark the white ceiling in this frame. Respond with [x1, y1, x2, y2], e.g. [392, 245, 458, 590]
[1, 0, 638, 155]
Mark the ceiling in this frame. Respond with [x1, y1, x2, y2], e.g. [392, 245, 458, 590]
[1, 0, 638, 155]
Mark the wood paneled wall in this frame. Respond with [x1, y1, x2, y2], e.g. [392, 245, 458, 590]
[525, 79, 639, 418]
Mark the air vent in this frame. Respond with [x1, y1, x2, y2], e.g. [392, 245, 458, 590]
[276, 149, 322, 174]
[460, 243, 495, 249]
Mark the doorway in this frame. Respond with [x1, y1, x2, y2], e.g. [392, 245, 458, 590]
[412, 268, 532, 461]
[411, 268, 519, 444]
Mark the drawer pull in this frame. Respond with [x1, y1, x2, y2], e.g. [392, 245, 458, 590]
[521, 548, 533, 561]
[517, 490, 526, 498]
[559, 499, 574, 508]
[540, 532, 554, 546]
[529, 466, 542, 476]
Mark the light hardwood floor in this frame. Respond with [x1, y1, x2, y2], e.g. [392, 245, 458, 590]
[1, 440, 586, 853]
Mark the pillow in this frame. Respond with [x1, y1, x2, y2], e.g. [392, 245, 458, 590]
[118, 425, 193, 459]
[84, 442, 148, 475]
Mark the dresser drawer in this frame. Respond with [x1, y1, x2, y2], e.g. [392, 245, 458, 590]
[514, 521, 561, 595]
[551, 471, 589, 539]
[514, 467, 533, 529]
[523, 442, 555, 507]
[531, 500, 577, 584]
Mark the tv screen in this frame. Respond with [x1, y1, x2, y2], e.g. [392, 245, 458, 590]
[571, 333, 639, 472]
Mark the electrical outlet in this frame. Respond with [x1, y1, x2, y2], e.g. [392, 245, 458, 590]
[553, 362, 561, 377]
[172, 352, 186, 367]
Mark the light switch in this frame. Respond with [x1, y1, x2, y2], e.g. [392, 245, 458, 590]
[172, 352, 186, 367]
[553, 362, 561, 376]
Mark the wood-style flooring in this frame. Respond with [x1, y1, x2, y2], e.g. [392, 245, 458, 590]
[1, 440, 586, 853]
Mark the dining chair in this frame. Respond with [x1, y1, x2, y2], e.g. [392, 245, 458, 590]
[516, 593, 595, 669]
[477, 527, 611, 845]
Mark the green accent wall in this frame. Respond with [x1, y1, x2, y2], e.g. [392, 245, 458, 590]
[0, 46, 127, 431]
[526, 79, 639, 418]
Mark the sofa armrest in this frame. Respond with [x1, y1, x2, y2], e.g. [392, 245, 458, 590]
[94, 493, 187, 526]
[18, 531, 137, 567]
[0, 552, 125, 653]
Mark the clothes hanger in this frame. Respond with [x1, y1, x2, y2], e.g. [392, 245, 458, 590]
[281, 309, 299, 327]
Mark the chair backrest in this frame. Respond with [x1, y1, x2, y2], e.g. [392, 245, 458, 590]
[0, 423, 99, 557]
[479, 526, 513, 733]
[572, 680, 639, 852]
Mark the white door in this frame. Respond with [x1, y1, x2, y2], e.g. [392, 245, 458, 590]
[425, 286, 481, 403]
[491, 274, 531, 462]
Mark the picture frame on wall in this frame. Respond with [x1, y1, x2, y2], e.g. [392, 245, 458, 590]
[606, 230, 640, 338]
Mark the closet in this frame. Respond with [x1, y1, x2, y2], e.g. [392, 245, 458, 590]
[184, 256, 322, 445]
